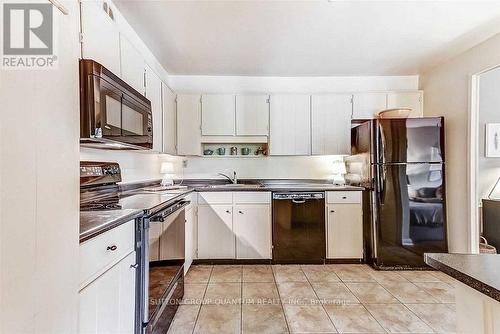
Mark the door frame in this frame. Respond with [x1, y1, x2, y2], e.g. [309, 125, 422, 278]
[468, 64, 500, 254]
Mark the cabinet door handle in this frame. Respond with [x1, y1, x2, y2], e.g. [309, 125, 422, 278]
[238, 211, 243, 214]
[130, 263, 139, 269]
[330, 210, 335, 213]
[106, 245, 117, 251]
[342, 196, 347, 199]
[226, 210, 231, 214]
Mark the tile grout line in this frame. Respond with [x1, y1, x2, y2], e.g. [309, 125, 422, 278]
[272, 265, 292, 334]
[301, 265, 340, 334]
[240, 267, 243, 334]
[190, 265, 213, 334]
[341, 269, 390, 333]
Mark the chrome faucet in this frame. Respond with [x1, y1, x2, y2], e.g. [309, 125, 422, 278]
[218, 171, 237, 184]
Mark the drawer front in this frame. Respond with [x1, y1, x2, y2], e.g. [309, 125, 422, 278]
[80, 220, 135, 288]
[198, 192, 233, 205]
[233, 192, 271, 204]
[327, 191, 362, 204]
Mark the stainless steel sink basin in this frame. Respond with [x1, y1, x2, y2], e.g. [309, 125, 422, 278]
[205, 184, 263, 189]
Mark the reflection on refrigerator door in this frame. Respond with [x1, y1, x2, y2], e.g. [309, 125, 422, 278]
[375, 163, 447, 268]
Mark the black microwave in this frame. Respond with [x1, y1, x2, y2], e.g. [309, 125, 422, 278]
[80, 59, 153, 150]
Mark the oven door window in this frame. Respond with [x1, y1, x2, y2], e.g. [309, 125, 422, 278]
[121, 92, 152, 148]
[148, 209, 185, 322]
[96, 78, 122, 138]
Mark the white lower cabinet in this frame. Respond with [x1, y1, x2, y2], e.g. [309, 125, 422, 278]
[196, 192, 271, 260]
[197, 204, 235, 259]
[234, 204, 271, 259]
[79, 250, 136, 334]
[326, 191, 363, 259]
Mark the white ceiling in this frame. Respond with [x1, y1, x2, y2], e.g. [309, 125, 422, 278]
[114, 0, 500, 76]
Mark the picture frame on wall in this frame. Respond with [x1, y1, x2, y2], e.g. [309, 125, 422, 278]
[486, 123, 500, 157]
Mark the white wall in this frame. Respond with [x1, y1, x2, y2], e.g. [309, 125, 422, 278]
[0, 1, 80, 333]
[169, 75, 419, 93]
[183, 155, 342, 180]
[478, 66, 500, 202]
[419, 32, 500, 253]
[80, 148, 184, 183]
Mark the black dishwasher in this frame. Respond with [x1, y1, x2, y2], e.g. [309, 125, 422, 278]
[272, 192, 326, 264]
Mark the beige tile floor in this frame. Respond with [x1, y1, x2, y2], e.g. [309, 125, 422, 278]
[168, 264, 458, 334]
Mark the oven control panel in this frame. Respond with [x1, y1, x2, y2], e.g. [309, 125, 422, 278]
[80, 161, 121, 186]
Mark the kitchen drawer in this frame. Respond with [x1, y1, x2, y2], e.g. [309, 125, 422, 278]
[198, 192, 233, 205]
[327, 191, 362, 204]
[80, 220, 135, 288]
[233, 192, 271, 204]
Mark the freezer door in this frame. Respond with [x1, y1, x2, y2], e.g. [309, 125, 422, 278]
[375, 118, 444, 164]
[374, 163, 447, 268]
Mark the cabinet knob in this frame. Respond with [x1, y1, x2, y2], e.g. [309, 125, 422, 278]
[238, 211, 243, 214]
[130, 263, 139, 269]
[226, 210, 231, 214]
[106, 245, 117, 251]
[330, 210, 335, 213]
[342, 196, 347, 199]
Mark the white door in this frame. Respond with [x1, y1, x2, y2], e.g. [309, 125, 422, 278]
[78, 251, 136, 334]
[177, 94, 201, 156]
[184, 207, 194, 274]
[145, 66, 163, 152]
[234, 205, 271, 259]
[387, 91, 423, 117]
[80, 0, 121, 75]
[269, 95, 311, 155]
[311, 94, 352, 155]
[197, 205, 234, 259]
[352, 92, 387, 119]
[201, 95, 235, 135]
[327, 204, 363, 259]
[235, 95, 269, 136]
[162, 84, 177, 155]
[119, 34, 145, 94]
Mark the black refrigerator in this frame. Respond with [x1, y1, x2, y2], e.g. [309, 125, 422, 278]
[347, 117, 447, 269]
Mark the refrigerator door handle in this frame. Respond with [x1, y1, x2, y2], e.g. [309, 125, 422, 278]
[375, 165, 386, 205]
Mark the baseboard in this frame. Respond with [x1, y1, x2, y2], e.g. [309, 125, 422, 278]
[193, 259, 272, 265]
[325, 258, 364, 264]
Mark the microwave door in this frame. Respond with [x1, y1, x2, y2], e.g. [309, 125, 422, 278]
[121, 92, 153, 148]
[97, 78, 123, 138]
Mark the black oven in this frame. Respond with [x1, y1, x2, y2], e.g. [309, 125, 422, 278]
[80, 59, 153, 150]
[140, 199, 188, 334]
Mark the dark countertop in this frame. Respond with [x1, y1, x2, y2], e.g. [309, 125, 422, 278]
[80, 179, 364, 243]
[425, 253, 500, 302]
[80, 209, 143, 243]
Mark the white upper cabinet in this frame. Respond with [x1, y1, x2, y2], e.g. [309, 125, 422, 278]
[235, 95, 269, 136]
[80, 0, 121, 75]
[145, 66, 163, 152]
[177, 94, 202, 156]
[352, 92, 387, 119]
[269, 95, 311, 156]
[119, 34, 145, 94]
[162, 84, 177, 155]
[311, 94, 352, 155]
[201, 95, 236, 135]
[387, 91, 423, 117]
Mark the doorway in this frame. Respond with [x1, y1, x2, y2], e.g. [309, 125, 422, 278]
[469, 64, 500, 254]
